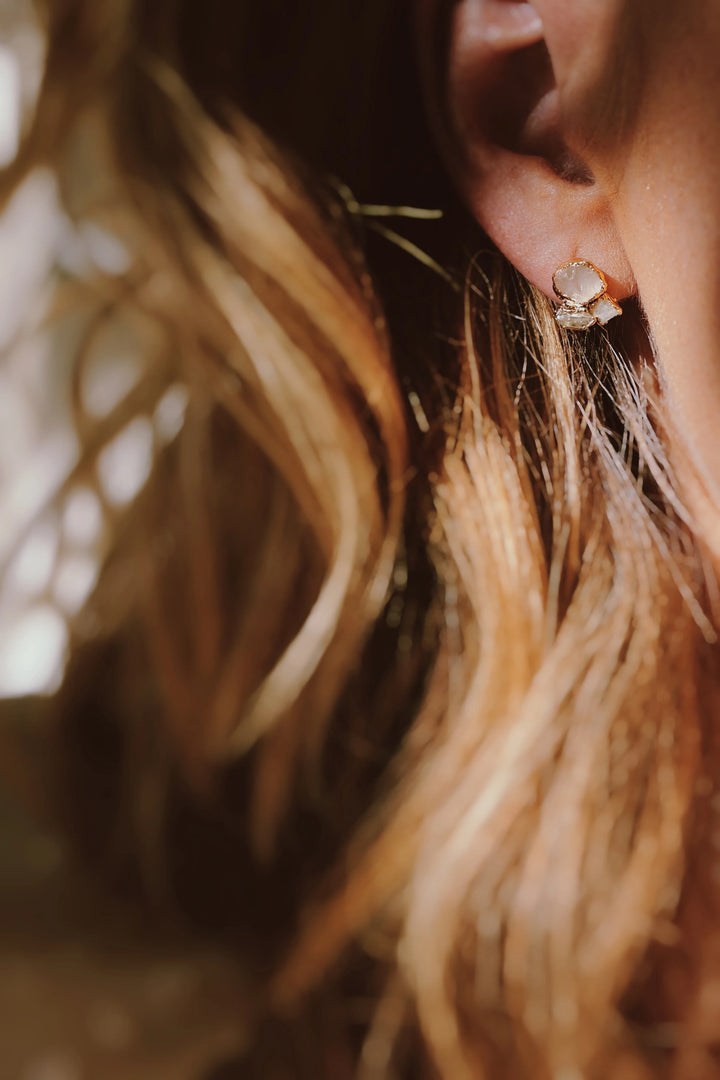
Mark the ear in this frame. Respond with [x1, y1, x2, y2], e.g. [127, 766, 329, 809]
[417, 0, 635, 300]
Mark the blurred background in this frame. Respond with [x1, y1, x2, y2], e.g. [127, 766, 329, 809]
[0, 2, 453, 1073]
[0, 5, 251, 1077]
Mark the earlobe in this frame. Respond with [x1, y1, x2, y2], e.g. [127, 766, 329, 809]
[419, 0, 635, 301]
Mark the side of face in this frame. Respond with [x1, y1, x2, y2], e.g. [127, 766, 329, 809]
[416, 0, 720, 531]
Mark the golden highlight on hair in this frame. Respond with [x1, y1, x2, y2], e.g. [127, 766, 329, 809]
[3, 1, 719, 1078]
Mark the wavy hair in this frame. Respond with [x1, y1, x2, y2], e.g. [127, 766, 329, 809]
[4, 1, 719, 1077]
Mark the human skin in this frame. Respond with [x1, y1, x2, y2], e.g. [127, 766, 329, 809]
[415, 0, 720, 546]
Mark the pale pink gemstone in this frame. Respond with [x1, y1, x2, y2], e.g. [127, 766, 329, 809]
[553, 261, 606, 304]
[555, 305, 596, 330]
[590, 295, 622, 325]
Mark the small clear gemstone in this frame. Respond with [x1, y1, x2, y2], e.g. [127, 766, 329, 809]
[555, 305, 596, 330]
[553, 261, 606, 304]
[590, 295, 622, 325]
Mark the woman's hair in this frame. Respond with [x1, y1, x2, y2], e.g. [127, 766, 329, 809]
[4, 1, 720, 1077]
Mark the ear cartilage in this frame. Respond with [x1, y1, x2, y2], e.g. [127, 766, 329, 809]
[552, 259, 622, 330]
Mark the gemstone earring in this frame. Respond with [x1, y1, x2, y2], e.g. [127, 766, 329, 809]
[552, 259, 622, 330]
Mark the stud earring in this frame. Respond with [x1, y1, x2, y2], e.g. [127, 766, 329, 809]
[552, 259, 622, 330]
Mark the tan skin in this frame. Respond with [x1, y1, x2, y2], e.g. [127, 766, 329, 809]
[416, 0, 720, 553]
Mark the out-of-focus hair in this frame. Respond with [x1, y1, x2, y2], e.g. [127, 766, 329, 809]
[4, 1, 719, 1077]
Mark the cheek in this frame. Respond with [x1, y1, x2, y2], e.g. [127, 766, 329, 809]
[609, 3, 720, 502]
[613, 3, 720, 228]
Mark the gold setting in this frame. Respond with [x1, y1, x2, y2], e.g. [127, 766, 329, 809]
[552, 259, 622, 331]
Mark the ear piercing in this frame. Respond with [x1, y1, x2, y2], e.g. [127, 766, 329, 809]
[552, 260, 621, 330]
